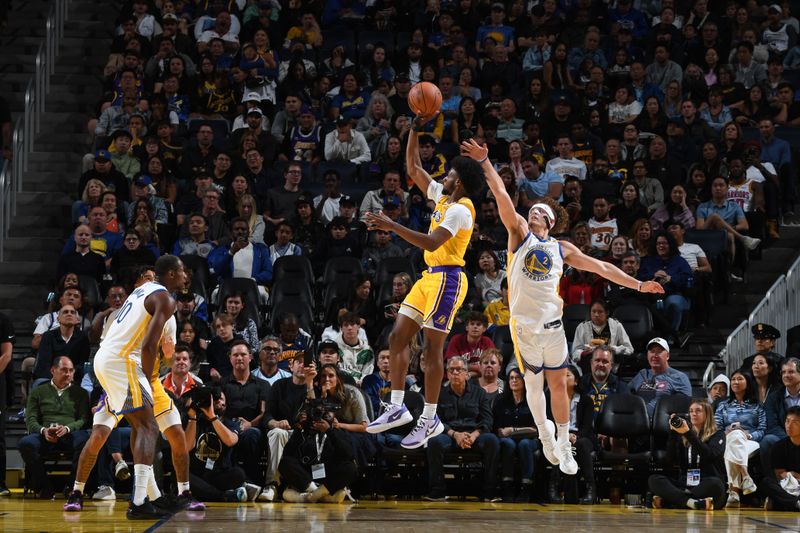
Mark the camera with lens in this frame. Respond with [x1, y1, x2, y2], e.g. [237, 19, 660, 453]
[188, 386, 214, 411]
[299, 397, 341, 429]
[669, 413, 690, 428]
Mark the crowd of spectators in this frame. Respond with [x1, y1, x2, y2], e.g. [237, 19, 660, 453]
[2, 0, 800, 507]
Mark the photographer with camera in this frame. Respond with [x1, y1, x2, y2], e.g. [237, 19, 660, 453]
[647, 400, 727, 510]
[278, 395, 357, 503]
[184, 386, 249, 502]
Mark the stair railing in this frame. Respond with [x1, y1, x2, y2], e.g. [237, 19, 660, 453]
[0, 0, 70, 261]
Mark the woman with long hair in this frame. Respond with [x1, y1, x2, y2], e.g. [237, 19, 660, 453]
[329, 274, 378, 340]
[451, 95, 483, 144]
[178, 319, 207, 368]
[732, 84, 770, 126]
[648, 400, 727, 510]
[456, 66, 481, 100]
[360, 43, 395, 90]
[717, 66, 746, 108]
[330, 72, 368, 121]
[685, 166, 711, 213]
[715, 370, 766, 506]
[699, 141, 728, 179]
[719, 121, 743, 159]
[703, 47, 721, 87]
[475, 250, 507, 306]
[629, 218, 654, 259]
[603, 235, 631, 268]
[543, 42, 575, 91]
[750, 354, 781, 405]
[650, 184, 696, 232]
[634, 96, 668, 137]
[612, 182, 649, 235]
[663, 80, 683, 118]
[356, 92, 394, 159]
[145, 154, 177, 205]
[224, 175, 251, 220]
[493, 367, 540, 503]
[376, 135, 406, 178]
[639, 232, 693, 332]
[110, 228, 157, 281]
[521, 76, 550, 121]
[506, 140, 527, 183]
[220, 292, 259, 355]
[73, 179, 107, 224]
[236, 193, 265, 245]
[277, 58, 310, 103]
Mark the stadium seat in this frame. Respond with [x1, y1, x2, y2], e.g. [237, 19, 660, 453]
[180, 255, 212, 301]
[491, 325, 515, 378]
[375, 256, 416, 288]
[269, 298, 315, 334]
[650, 394, 692, 466]
[77, 275, 102, 313]
[217, 278, 263, 331]
[272, 255, 314, 288]
[321, 257, 364, 314]
[612, 303, 654, 353]
[563, 304, 590, 341]
[684, 229, 729, 302]
[595, 393, 651, 465]
[270, 281, 313, 308]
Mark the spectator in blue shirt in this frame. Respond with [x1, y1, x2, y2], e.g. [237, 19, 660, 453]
[696, 176, 760, 259]
[628, 337, 692, 417]
[475, 3, 516, 54]
[714, 370, 766, 506]
[568, 31, 608, 71]
[638, 232, 693, 332]
[608, 0, 650, 40]
[518, 158, 563, 205]
[761, 357, 800, 473]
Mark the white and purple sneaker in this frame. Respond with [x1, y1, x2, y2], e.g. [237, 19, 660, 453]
[63, 490, 83, 512]
[401, 415, 444, 449]
[366, 403, 413, 434]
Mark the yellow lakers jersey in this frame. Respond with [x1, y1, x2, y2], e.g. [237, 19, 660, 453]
[424, 182, 475, 267]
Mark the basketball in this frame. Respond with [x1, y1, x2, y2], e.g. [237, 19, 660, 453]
[408, 81, 442, 118]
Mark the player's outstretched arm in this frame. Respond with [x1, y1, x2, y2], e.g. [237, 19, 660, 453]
[460, 139, 528, 246]
[364, 210, 452, 252]
[142, 291, 176, 379]
[561, 240, 665, 294]
[406, 115, 436, 196]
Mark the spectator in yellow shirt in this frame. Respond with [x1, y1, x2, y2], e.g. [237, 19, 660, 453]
[484, 278, 510, 328]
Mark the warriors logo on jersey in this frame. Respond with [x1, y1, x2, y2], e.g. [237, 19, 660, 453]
[522, 245, 555, 281]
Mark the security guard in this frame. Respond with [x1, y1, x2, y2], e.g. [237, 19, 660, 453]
[740, 323, 783, 372]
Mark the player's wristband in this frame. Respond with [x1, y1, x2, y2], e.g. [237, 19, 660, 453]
[478, 156, 488, 164]
[188, 417, 197, 422]
[637, 281, 642, 292]
[209, 416, 219, 422]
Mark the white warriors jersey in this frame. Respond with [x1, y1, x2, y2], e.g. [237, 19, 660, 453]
[507, 233, 565, 333]
[98, 281, 168, 362]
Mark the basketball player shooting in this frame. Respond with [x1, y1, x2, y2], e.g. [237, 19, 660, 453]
[460, 139, 663, 474]
[363, 113, 485, 449]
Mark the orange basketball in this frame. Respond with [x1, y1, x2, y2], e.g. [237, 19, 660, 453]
[408, 81, 442, 118]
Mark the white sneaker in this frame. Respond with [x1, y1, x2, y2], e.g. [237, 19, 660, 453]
[540, 420, 559, 466]
[742, 235, 761, 250]
[557, 440, 578, 475]
[114, 461, 130, 481]
[283, 488, 310, 503]
[244, 482, 262, 502]
[92, 485, 116, 501]
[257, 484, 276, 502]
[726, 491, 740, 507]
[741, 476, 757, 495]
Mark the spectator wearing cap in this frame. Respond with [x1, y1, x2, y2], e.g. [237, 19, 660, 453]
[126, 175, 169, 224]
[629, 337, 692, 417]
[232, 92, 268, 132]
[172, 212, 215, 258]
[388, 73, 412, 117]
[476, 3, 515, 53]
[78, 150, 130, 204]
[741, 323, 784, 371]
[762, 357, 800, 472]
[312, 216, 362, 276]
[313, 170, 347, 226]
[707, 374, 730, 406]
[152, 13, 193, 56]
[264, 162, 311, 231]
[763, 4, 797, 54]
[324, 115, 372, 166]
[108, 130, 140, 181]
[281, 104, 323, 165]
[235, 107, 279, 163]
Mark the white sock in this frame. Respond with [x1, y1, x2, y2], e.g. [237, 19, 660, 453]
[72, 481, 85, 493]
[177, 481, 190, 494]
[421, 403, 437, 420]
[133, 464, 150, 506]
[556, 423, 570, 444]
[390, 390, 405, 407]
[147, 467, 162, 501]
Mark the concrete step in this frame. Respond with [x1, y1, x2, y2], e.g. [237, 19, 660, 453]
[3, 235, 65, 253]
[8, 225, 70, 239]
[15, 192, 75, 208]
[0, 261, 58, 284]
[9, 213, 71, 228]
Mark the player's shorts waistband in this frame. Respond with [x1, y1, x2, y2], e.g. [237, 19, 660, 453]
[427, 266, 463, 274]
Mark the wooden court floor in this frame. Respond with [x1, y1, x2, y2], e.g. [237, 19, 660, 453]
[2, 496, 800, 532]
